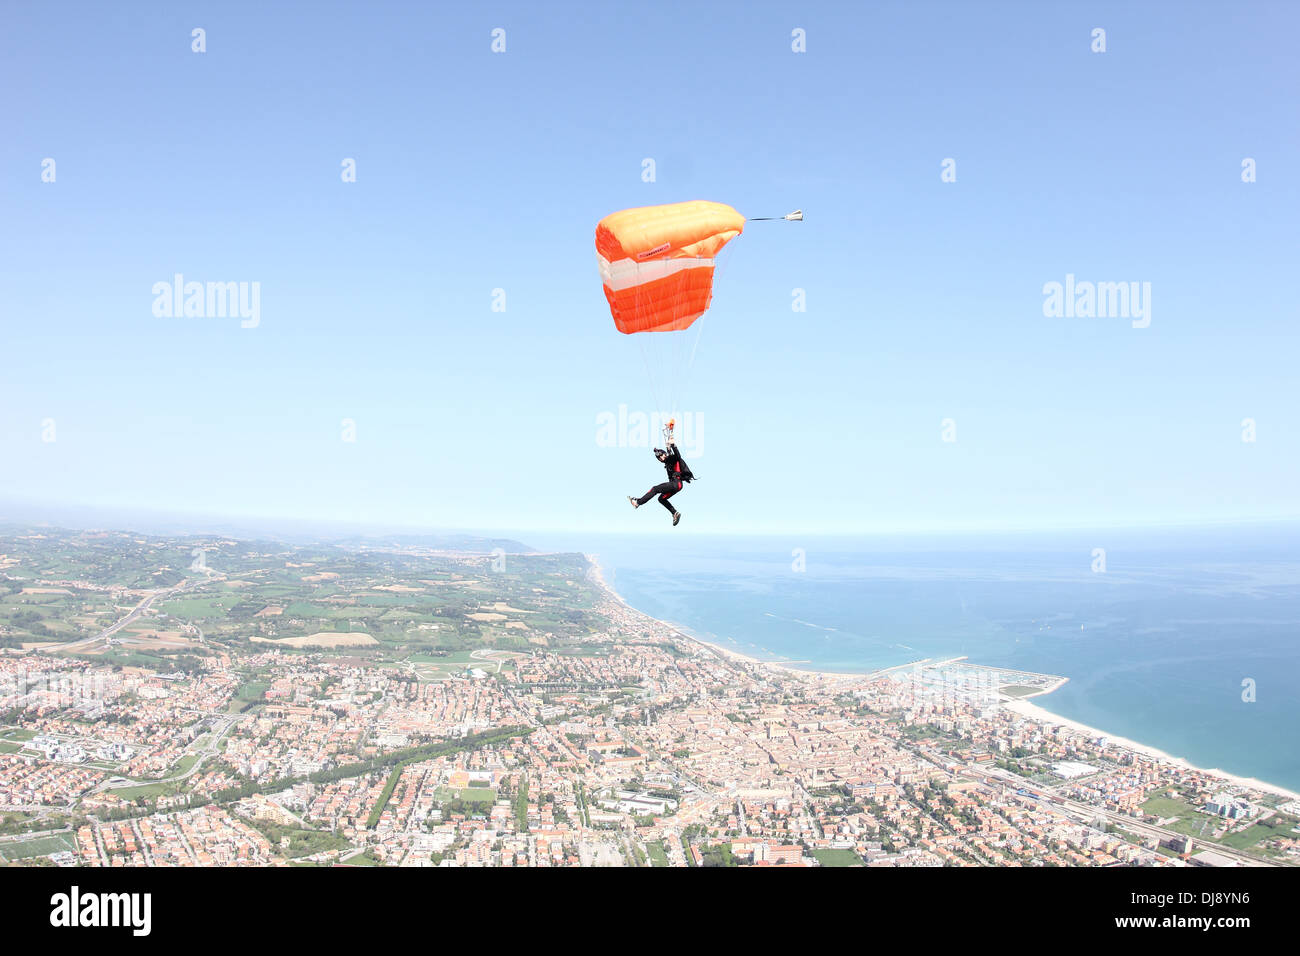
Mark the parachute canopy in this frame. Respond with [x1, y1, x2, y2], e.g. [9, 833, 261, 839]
[596, 200, 745, 334]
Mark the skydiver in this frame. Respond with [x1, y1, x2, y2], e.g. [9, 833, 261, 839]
[628, 441, 694, 526]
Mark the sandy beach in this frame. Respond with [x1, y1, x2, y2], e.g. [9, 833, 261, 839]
[586, 552, 1300, 803]
[1005, 697, 1300, 802]
[586, 553, 855, 681]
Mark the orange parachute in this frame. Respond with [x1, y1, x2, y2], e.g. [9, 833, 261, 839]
[595, 200, 800, 432]
[595, 200, 746, 334]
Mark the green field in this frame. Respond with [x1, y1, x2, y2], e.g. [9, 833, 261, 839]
[646, 841, 668, 867]
[408, 651, 478, 663]
[170, 752, 202, 776]
[0, 833, 76, 861]
[1220, 817, 1298, 851]
[237, 680, 269, 702]
[249, 826, 352, 859]
[1141, 794, 1193, 818]
[408, 651, 487, 681]
[1139, 794, 1219, 837]
[279, 601, 349, 618]
[110, 780, 175, 801]
[812, 848, 862, 867]
[284, 830, 351, 858]
[157, 594, 243, 620]
[432, 786, 497, 804]
[554, 645, 612, 657]
[1140, 792, 1290, 848]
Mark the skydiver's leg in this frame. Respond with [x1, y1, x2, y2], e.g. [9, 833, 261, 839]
[638, 482, 672, 507]
[657, 482, 680, 515]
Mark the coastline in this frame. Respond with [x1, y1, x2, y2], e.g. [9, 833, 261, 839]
[585, 552, 1300, 803]
[1004, 696, 1300, 802]
[586, 553, 855, 681]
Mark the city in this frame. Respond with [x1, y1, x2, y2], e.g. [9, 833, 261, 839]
[2, 528, 1294, 868]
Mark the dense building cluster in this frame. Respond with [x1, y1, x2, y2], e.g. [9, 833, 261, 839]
[1, 547, 1295, 868]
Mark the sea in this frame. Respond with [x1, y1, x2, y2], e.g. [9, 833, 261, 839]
[530, 524, 1300, 794]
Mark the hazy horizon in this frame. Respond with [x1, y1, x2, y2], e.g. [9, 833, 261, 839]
[4, 495, 1297, 551]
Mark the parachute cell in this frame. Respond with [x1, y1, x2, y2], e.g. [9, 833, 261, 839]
[596, 201, 745, 334]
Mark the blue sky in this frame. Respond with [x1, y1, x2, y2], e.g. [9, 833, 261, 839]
[2, 1, 1297, 536]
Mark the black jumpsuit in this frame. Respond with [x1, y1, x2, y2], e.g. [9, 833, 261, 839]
[637, 443, 691, 514]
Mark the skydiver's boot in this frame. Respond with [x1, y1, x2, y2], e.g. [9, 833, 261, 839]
[672, 512, 681, 527]
[628, 496, 640, 509]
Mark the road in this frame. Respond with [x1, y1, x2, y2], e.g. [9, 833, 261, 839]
[92, 713, 240, 794]
[968, 765, 1285, 867]
[39, 581, 193, 652]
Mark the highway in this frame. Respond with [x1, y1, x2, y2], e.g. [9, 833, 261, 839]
[38, 581, 193, 652]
